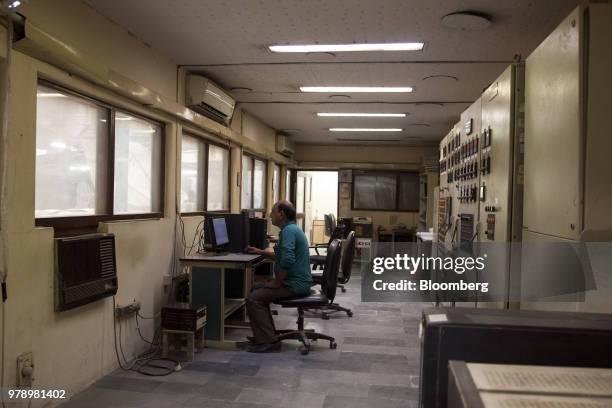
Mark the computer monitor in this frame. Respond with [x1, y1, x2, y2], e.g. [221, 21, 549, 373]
[206, 216, 229, 253]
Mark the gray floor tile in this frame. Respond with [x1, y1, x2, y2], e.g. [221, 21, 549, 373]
[183, 361, 260, 376]
[94, 376, 162, 393]
[277, 391, 325, 408]
[323, 395, 418, 408]
[343, 336, 408, 347]
[368, 384, 419, 400]
[236, 388, 287, 406]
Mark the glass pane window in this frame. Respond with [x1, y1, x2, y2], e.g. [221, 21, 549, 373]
[35, 85, 109, 218]
[272, 164, 280, 205]
[180, 134, 205, 212]
[353, 173, 397, 210]
[285, 169, 292, 201]
[253, 159, 266, 209]
[207, 145, 230, 211]
[399, 173, 420, 211]
[114, 112, 162, 214]
[241, 155, 253, 209]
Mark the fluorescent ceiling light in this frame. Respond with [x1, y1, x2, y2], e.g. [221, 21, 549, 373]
[318, 113, 406, 117]
[269, 43, 424, 53]
[301, 86, 413, 93]
[330, 128, 403, 132]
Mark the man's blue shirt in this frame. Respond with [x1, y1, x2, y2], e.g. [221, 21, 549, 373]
[274, 221, 312, 294]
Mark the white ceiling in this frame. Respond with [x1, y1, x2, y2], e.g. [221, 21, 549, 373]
[83, 0, 579, 145]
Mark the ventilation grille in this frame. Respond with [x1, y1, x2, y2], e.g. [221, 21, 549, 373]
[55, 233, 118, 312]
[192, 103, 228, 124]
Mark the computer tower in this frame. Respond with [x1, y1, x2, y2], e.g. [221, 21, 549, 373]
[249, 218, 268, 249]
[420, 307, 612, 408]
[225, 213, 250, 253]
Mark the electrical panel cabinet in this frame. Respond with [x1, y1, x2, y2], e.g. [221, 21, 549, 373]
[524, 4, 612, 241]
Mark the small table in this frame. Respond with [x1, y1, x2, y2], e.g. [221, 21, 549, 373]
[180, 253, 265, 349]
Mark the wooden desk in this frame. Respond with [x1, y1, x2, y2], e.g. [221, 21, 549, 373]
[180, 253, 265, 349]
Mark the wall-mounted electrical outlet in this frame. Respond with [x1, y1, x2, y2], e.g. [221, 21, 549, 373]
[115, 300, 141, 318]
[17, 352, 34, 387]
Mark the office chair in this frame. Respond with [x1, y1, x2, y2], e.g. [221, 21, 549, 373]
[310, 222, 345, 270]
[272, 239, 342, 355]
[309, 231, 355, 319]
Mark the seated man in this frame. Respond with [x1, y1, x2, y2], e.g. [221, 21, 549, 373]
[245, 200, 312, 352]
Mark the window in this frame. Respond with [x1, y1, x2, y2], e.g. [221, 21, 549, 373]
[352, 170, 419, 212]
[114, 112, 163, 214]
[35, 82, 164, 228]
[241, 156, 253, 209]
[180, 134, 206, 212]
[241, 155, 266, 209]
[35, 85, 109, 218]
[180, 135, 230, 213]
[272, 164, 280, 204]
[207, 145, 230, 211]
[285, 169, 292, 201]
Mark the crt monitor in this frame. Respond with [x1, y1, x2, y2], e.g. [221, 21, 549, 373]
[208, 217, 229, 251]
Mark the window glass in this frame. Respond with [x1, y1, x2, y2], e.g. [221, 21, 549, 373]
[35, 85, 108, 218]
[114, 112, 162, 214]
[241, 155, 253, 209]
[272, 164, 280, 205]
[353, 173, 397, 210]
[253, 159, 266, 209]
[399, 173, 420, 211]
[285, 169, 292, 201]
[180, 134, 205, 212]
[207, 145, 230, 211]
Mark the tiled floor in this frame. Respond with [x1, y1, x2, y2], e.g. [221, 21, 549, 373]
[59, 269, 426, 408]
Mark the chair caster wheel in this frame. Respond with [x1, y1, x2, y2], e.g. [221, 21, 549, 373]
[299, 346, 310, 355]
[341, 288, 347, 293]
[330, 342, 337, 349]
[322, 314, 330, 320]
[347, 311, 353, 317]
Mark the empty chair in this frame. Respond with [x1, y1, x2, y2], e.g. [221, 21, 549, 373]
[310, 231, 355, 319]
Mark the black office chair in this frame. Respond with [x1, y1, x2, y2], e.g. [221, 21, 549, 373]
[310, 223, 345, 270]
[272, 239, 342, 355]
[310, 231, 355, 319]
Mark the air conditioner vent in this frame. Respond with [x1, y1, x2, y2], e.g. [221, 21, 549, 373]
[55, 233, 118, 312]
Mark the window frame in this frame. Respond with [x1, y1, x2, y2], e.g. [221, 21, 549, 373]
[241, 153, 267, 211]
[180, 134, 231, 216]
[34, 80, 166, 232]
[351, 170, 420, 212]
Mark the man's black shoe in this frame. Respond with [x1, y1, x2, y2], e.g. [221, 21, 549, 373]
[246, 341, 281, 353]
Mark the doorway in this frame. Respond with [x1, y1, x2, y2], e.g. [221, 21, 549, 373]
[295, 171, 338, 244]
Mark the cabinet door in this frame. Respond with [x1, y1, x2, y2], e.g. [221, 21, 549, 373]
[524, 7, 583, 240]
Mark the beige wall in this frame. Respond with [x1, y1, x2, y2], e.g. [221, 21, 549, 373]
[0, 2, 285, 404]
[20, 0, 178, 100]
[295, 144, 436, 168]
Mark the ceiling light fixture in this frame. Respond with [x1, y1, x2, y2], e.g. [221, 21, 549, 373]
[318, 113, 406, 117]
[301, 86, 413, 93]
[330, 128, 403, 132]
[269, 42, 424, 53]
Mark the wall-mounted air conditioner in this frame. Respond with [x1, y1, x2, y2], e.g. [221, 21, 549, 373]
[276, 134, 295, 157]
[55, 233, 118, 312]
[186, 74, 236, 125]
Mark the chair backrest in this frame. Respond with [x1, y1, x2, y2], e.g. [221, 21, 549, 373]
[324, 214, 333, 236]
[321, 239, 342, 302]
[339, 231, 356, 284]
[330, 213, 337, 232]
